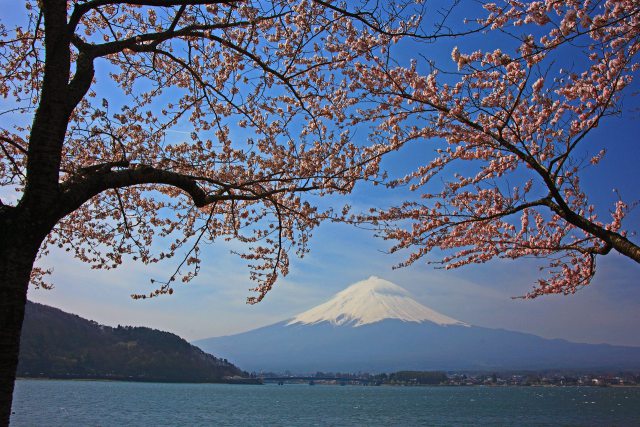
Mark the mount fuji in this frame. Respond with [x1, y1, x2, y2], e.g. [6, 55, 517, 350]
[194, 276, 640, 373]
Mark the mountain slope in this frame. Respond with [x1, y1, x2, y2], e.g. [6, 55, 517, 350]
[288, 276, 467, 327]
[18, 301, 247, 382]
[195, 277, 640, 373]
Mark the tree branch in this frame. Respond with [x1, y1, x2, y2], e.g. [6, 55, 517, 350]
[57, 164, 322, 219]
[68, 0, 240, 34]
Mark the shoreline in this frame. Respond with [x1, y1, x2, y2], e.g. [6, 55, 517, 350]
[16, 377, 640, 388]
[16, 376, 262, 385]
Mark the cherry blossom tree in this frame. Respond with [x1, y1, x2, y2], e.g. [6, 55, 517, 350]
[354, 1, 640, 298]
[0, 0, 441, 420]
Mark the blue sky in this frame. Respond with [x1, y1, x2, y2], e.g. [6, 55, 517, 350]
[28, 189, 640, 346]
[4, 2, 640, 347]
[28, 96, 640, 346]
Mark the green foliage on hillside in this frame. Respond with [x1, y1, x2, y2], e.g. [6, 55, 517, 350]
[17, 302, 246, 382]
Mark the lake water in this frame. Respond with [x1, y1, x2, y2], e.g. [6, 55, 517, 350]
[10, 379, 640, 426]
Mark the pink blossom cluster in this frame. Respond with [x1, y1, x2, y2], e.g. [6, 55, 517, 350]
[354, 0, 639, 296]
[0, 0, 421, 301]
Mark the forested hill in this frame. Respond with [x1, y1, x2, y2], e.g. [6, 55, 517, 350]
[17, 301, 248, 383]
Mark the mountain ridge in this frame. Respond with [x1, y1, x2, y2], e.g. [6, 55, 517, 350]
[18, 301, 250, 382]
[195, 277, 640, 373]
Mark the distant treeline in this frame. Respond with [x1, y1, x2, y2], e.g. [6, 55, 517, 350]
[257, 370, 449, 385]
[385, 371, 448, 385]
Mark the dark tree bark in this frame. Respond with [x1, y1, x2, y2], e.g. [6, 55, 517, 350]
[0, 206, 51, 425]
[0, 2, 74, 422]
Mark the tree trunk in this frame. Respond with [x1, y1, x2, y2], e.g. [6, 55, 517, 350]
[0, 208, 44, 426]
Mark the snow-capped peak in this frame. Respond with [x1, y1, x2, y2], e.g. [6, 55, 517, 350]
[287, 276, 468, 327]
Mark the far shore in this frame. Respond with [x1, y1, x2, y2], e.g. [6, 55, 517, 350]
[17, 377, 640, 388]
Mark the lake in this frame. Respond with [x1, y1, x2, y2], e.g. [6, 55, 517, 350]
[10, 379, 640, 426]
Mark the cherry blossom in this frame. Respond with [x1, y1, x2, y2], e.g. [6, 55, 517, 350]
[0, 1, 433, 421]
[354, 0, 640, 297]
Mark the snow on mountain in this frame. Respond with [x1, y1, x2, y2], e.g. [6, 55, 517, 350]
[287, 276, 468, 327]
[194, 276, 640, 372]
